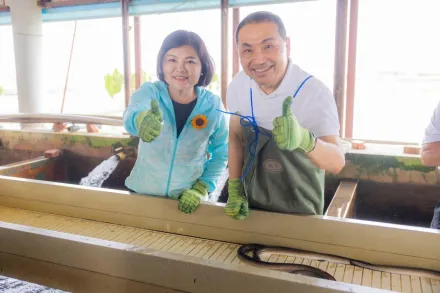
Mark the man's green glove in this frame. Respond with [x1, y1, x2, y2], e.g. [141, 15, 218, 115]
[178, 181, 208, 214]
[136, 99, 163, 143]
[273, 96, 316, 152]
[224, 178, 249, 220]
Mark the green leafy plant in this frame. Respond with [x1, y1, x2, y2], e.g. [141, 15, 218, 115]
[131, 71, 153, 91]
[0, 86, 3, 96]
[104, 68, 124, 98]
[207, 72, 220, 93]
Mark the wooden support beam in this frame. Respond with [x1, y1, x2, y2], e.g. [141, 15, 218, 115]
[0, 176, 438, 271]
[0, 251, 182, 293]
[220, 0, 229, 107]
[232, 8, 240, 78]
[325, 180, 358, 218]
[333, 0, 349, 138]
[121, 0, 131, 108]
[344, 0, 359, 138]
[134, 16, 142, 90]
[0, 221, 385, 293]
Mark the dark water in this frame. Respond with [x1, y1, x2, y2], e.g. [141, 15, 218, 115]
[0, 157, 121, 292]
[0, 275, 66, 292]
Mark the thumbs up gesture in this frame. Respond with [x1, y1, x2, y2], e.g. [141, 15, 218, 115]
[273, 96, 316, 152]
[136, 99, 163, 143]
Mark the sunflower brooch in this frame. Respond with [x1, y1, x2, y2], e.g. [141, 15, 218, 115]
[191, 114, 208, 130]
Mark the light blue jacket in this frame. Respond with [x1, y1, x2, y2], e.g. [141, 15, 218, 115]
[123, 80, 229, 198]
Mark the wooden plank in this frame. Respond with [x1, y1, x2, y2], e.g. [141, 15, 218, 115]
[0, 221, 389, 293]
[411, 276, 423, 293]
[325, 180, 358, 218]
[352, 267, 363, 286]
[402, 275, 412, 293]
[209, 243, 229, 260]
[421, 277, 433, 293]
[372, 270, 382, 289]
[342, 265, 354, 284]
[361, 269, 372, 288]
[431, 279, 440, 293]
[381, 272, 391, 291]
[1, 206, 439, 293]
[0, 176, 439, 271]
[334, 264, 346, 282]
[391, 274, 402, 292]
[0, 251, 183, 293]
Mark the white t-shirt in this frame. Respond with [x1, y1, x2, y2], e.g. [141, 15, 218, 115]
[423, 101, 440, 144]
[226, 60, 340, 138]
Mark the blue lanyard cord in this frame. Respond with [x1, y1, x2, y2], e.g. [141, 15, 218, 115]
[217, 87, 271, 181]
[294, 75, 313, 98]
[217, 75, 313, 182]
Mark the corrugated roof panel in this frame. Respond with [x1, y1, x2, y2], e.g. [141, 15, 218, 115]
[0, 0, 314, 25]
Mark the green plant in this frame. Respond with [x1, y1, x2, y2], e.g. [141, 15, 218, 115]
[131, 71, 153, 91]
[104, 68, 124, 98]
[0, 85, 3, 96]
[207, 72, 220, 93]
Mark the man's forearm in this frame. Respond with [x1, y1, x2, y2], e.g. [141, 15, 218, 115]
[307, 137, 345, 174]
[421, 142, 440, 166]
[228, 134, 244, 179]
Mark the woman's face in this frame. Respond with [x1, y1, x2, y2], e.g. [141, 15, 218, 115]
[162, 45, 202, 92]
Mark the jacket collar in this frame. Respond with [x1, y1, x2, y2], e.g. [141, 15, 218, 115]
[155, 80, 215, 113]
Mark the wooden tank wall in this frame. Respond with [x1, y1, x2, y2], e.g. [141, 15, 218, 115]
[0, 130, 139, 161]
[0, 130, 139, 190]
[0, 137, 44, 165]
[0, 129, 439, 226]
[0, 157, 64, 181]
[1, 130, 437, 185]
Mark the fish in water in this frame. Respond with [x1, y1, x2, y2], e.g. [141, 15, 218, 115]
[237, 244, 336, 281]
[237, 244, 440, 281]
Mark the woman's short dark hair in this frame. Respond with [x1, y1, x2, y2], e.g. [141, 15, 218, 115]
[157, 30, 214, 87]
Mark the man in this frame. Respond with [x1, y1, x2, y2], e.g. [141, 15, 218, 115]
[224, 11, 345, 220]
[421, 101, 440, 229]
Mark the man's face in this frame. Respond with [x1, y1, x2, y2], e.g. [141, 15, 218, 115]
[237, 22, 290, 94]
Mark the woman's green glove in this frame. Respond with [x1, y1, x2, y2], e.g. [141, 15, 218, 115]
[178, 181, 208, 214]
[273, 96, 316, 152]
[224, 178, 249, 220]
[136, 99, 163, 143]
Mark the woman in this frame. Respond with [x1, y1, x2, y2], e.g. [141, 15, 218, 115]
[123, 30, 228, 214]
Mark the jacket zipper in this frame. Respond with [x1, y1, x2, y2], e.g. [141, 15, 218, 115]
[165, 101, 201, 196]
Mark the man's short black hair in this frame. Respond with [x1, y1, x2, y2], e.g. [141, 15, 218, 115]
[235, 11, 287, 44]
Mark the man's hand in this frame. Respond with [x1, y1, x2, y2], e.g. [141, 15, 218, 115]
[273, 96, 315, 152]
[224, 179, 249, 220]
[136, 99, 163, 143]
[178, 181, 208, 214]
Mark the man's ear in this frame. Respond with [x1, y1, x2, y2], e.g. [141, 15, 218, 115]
[285, 37, 291, 57]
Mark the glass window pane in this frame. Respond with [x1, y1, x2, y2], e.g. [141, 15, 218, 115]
[64, 18, 125, 115]
[43, 18, 126, 116]
[0, 25, 18, 114]
[354, 0, 440, 142]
